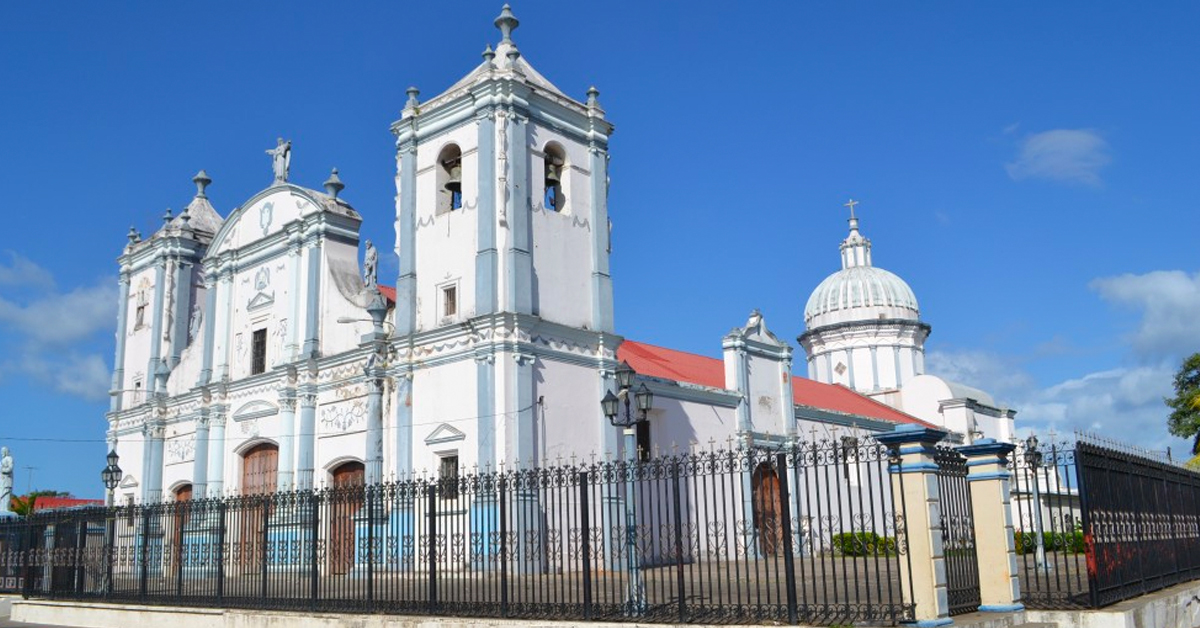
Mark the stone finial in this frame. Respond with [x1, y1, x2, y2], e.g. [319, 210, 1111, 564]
[192, 170, 211, 198]
[324, 168, 345, 199]
[506, 47, 521, 64]
[405, 86, 420, 109]
[179, 206, 192, 229]
[482, 44, 495, 65]
[127, 226, 141, 245]
[494, 4, 519, 44]
[162, 208, 173, 224]
[586, 86, 600, 108]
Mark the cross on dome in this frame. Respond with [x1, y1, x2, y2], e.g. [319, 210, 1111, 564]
[843, 198, 859, 220]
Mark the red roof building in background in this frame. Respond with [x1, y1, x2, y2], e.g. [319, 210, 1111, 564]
[619, 340, 932, 429]
[31, 496, 104, 513]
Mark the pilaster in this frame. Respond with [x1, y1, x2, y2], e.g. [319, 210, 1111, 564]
[364, 366, 385, 485]
[192, 408, 210, 499]
[169, 258, 191, 367]
[146, 259, 167, 394]
[206, 405, 227, 496]
[589, 146, 614, 333]
[475, 351, 496, 469]
[505, 111, 533, 315]
[957, 439, 1022, 612]
[111, 274, 131, 412]
[277, 388, 297, 490]
[198, 268, 218, 385]
[876, 424, 954, 627]
[302, 238, 323, 357]
[395, 141, 418, 335]
[296, 385, 318, 489]
[475, 110, 498, 315]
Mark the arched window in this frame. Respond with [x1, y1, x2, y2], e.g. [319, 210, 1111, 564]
[437, 144, 463, 213]
[543, 143, 566, 212]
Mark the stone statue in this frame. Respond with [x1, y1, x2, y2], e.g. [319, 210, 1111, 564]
[188, 304, 203, 342]
[0, 446, 13, 515]
[266, 137, 291, 183]
[363, 240, 378, 288]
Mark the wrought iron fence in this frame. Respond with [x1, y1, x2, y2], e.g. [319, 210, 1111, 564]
[1076, 439, 1200, 607]
[1011, 438, 1089, 609]
[933, 446, 979, 615]
[0, 440, 915, 625]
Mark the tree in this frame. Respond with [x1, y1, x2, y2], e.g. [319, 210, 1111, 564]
[1166, 353, 1200, 454]
[7, 490, 71, 517]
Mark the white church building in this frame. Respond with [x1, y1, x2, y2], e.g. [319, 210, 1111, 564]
[105, 5, 1013, 507]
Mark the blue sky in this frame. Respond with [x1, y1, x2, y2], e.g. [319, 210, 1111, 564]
[1, 2, 1198, 498]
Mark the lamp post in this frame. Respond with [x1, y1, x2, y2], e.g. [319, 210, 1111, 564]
[600, 360, 653, 617]
[101, 449, 122, 596]
[1023, 435, 1049, 572]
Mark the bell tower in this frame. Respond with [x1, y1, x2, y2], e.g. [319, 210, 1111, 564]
[390, 5, 619, 473]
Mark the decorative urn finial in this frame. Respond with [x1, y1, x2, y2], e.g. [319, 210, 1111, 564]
[482, 44, 495, 65]
[586, 86, 600, 108]
[324, 168, 345, 199]
[192, 170, 211, 198]
[162, 207, 173, 225]
[127, 226, 141, 245]
[495, 4, 519, 45]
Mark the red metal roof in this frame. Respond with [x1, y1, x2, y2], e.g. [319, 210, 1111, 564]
[379, 285, 396, 304]
[32, 496, 104, 512]
[617, 340, 931, 427]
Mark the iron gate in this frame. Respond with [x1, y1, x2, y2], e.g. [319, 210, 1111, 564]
[934, 447, 980, 615]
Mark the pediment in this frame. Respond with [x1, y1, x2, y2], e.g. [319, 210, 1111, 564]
[232, 400, 279, 422]
[247, 291, 275, 311]
[119, 474, 139, 489]
[424, 423, 466, 445]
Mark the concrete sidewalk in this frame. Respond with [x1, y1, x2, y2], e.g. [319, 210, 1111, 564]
[0, 596, 64, 628]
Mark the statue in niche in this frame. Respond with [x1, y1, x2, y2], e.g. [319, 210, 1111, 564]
[363, 240, 378, 288]
[266, 138, 291, 183]
[0, 447, 13, 515]
[188, 304, 203, 342]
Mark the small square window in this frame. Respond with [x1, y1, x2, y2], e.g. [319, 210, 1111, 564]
[439, 455, 459, 500]
[135, 304, 146, 329]
[251, 328, 267, 375]
[443, 286, 457, 318]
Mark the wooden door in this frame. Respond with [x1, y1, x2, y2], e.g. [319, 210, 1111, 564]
[329, 462, 365, 575]
[240, 444, 278, 572]
[172, 484, 192, 572]
[752, 463, 783, 555]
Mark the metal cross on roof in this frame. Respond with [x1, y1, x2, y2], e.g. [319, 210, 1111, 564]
[844, 198, 860, 219]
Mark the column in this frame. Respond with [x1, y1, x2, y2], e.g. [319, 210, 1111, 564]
[277, 390, 297, 490]
[475, 354, 496, 468]
[206, 408, 227, 495]
[146, 259, 167, 394]
[288, 241, 303, 361]
[364, 368, 385, 485]
[296, 386, 317, 489]
[958, 439, 1022, 612]
[192, 410, 210, 499]
[876, 425, 953, 627]
[110, 274, 131, 412]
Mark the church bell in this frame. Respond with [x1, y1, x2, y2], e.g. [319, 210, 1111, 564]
[544, 163, 561, 188]
[444, 161, 462, 193]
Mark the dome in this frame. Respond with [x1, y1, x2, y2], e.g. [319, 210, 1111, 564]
[805, 265, 920, 327]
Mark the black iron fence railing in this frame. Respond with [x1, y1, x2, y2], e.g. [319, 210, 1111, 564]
[1013, 436, 1200, 610]
[933, 446, 979, 615]
[1076, 439, 1200, 607]
[0, 440, 915, 625]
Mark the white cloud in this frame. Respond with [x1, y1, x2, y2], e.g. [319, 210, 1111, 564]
[0, 280, 116, 346]
[925, 349, 1035, 401]
[0, 252, 55, 288]
[0, 253, 117, 402]
[1005, 128, 1111, 186]
[1090, 270, 1200, 361]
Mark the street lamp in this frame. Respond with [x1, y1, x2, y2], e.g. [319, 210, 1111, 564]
[600, 360, 653, 616]
[1023, 435, 1050, 572]
[102, 449, 122, 506]
[101, 449, 121, 596]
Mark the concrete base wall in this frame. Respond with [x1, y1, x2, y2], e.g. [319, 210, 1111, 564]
[1025, 580, 1200, 628]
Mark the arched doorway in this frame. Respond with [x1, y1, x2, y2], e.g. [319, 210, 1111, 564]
[329, 461, 365, 575]
[752, 462, 783, 555]
[172, 484, 193, 571]
[240, 443, 278, 573]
